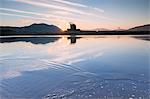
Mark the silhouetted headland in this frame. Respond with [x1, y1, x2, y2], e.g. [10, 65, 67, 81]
[0, 23, 149, 36]
[0, 23, 62, 36]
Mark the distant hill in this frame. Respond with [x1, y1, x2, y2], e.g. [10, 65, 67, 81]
[0, 23, 62, 36]
[92, 24, 150, 32]
[113, 29, 126, 31]
[92, 28, 111, 31]
[92, 28, 126, 31]
[128, 24, 150, 31]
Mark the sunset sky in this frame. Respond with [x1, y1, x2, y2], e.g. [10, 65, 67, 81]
[0, 0, 149, 30]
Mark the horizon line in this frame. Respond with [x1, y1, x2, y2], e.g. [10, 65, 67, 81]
[0, 23, 150, 31]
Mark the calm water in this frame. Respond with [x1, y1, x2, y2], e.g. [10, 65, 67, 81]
[0, 35, 150, 99]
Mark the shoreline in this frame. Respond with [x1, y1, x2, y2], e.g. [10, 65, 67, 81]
[0, 31, 149, 36]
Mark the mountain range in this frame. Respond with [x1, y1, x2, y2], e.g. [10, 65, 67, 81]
[0, 23, 62, 36]
[92, 24, 150, 31]
[0, 23, 149, 36]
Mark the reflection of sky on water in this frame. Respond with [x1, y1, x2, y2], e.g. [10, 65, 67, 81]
[0, 35, 149, 99]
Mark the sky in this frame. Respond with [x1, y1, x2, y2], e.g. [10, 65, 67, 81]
[0, 0, 149, 30]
